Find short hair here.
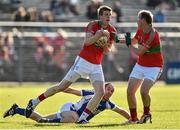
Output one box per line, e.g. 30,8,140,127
105,83,111,87
97,5,112,17
138,10,153,25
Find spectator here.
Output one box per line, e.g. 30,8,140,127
146,0,162,9
69,0,79,16
13,6,30,21
39,10,54,32
0,32,15,78
39,10,54,22
33,34,54,73
51,29,67,79
27,7,38,22
86,0,102,20
154,7,166,22
4,32,16,62
51,28,67,53
50,0,61,15
113,1,123,22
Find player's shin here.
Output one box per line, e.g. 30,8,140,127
78,87,104,122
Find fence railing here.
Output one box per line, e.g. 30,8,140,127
0,22,180,83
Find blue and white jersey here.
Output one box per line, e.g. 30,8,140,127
73,90,116,121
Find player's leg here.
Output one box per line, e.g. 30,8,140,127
59,111,79,123
139,79,153,124
139,67,162,124
78,72,105,123
38,111,78,123
25,67,81,118
40,102,78,123
126,64,144,123
3,104,42,122
127,77,142,121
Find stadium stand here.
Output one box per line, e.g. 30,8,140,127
0,0,180,82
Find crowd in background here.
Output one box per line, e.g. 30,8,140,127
0,0,179,81
0,31,16,79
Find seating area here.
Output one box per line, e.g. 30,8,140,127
0,0,180,82
0,0,180,22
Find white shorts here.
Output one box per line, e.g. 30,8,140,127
63,56,104,83
56,102,76,118
129,63,162,82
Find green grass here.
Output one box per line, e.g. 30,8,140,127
0,82,180,129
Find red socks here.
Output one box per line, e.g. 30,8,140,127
84,108,92,115
144,106,150,115
38,94,46,101
129,108,138,121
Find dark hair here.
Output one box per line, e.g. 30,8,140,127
138,10,153,25
97,5,112,17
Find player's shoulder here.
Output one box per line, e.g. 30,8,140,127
105,100,116,109
108,23,116,31
87,20,99,27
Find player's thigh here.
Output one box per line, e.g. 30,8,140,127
92,80,105,93
127,77,142,93
141,67,161,93
90,73,105,93
89,64,104,84
143,67,162,82
61,111,79,123
63,65,81,82
129,63,144,80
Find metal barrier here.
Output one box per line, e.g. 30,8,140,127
0,22,180,83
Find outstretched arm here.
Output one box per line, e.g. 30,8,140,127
112,106,130,120
129,29,155,56
63,88,81,96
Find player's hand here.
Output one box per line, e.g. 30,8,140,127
99,40,108,48
101,30,110,39
96,30,110,39
125,32,131,47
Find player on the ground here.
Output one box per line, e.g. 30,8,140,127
25,5,117,123
3,83,130,123
120,10,164,124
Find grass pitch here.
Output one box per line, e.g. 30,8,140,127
0,82,180,129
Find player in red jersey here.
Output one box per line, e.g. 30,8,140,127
25,5,117,123
120,10,163,124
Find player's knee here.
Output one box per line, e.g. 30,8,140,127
96,86,105,97
55,81,72,92
50,86,59,94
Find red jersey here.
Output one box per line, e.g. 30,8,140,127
79,20,117,64
134,29,163,67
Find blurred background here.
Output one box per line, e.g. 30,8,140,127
0,0,180,84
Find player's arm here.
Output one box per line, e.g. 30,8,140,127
112,106,130,120
102,31,117,54
112,32,137,45
83,23,109,46
63,88,81,96
84,30,109,46
129,29,155,56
